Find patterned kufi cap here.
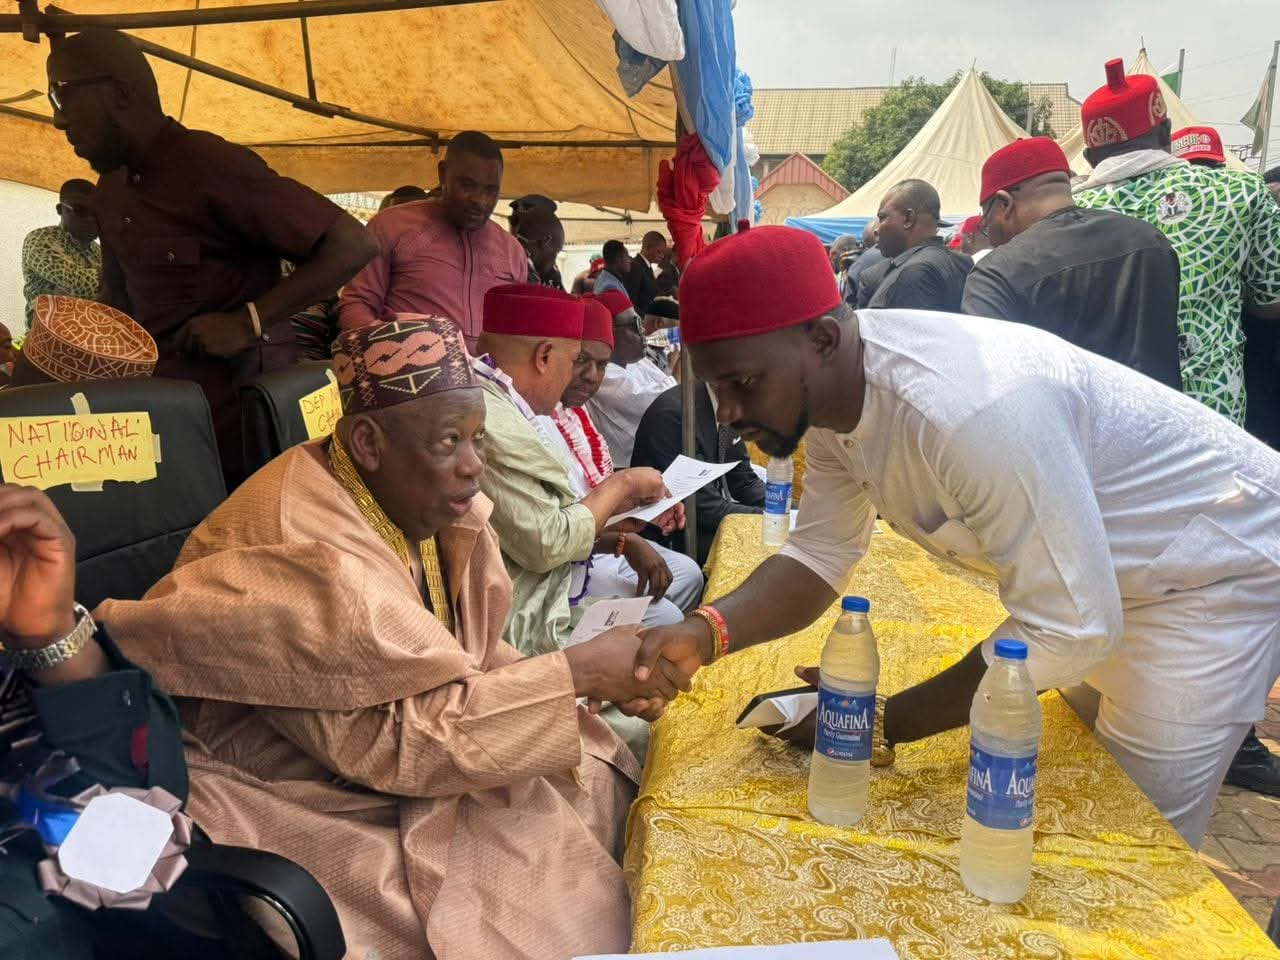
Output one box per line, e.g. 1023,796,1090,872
331,316,475,415
24,295,157,382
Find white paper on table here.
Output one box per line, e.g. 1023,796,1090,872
57,792,175,894
736,691,819,732
576,939,898,960
608,455,738,526
567,596,652,646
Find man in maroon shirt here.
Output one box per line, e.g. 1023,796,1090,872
46,29,375,483
338,131,528,351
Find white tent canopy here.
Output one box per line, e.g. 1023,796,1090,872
1056,50,1248,173
803,69,1028,220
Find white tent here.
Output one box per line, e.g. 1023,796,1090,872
1056,50,1248,173
800,69,1028,221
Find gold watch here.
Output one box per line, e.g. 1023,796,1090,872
871,693,896,767
1,604,96,673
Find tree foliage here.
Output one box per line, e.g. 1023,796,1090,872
822,72,1055,193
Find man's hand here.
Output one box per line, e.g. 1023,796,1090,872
763,665,820,747
616,697,668,722
565,623,684,705
619,468,667,513
0,486,76,646
623,535,673,602
649,501,685,537
634,617,712,696
176,308,258,358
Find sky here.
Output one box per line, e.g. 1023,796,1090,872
734,0,1280,166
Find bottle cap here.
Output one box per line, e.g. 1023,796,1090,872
994,639,1028,660
841,596,870,613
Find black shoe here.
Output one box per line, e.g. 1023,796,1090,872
1225,727,1280,797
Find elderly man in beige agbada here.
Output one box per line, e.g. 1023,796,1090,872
101,317,676,959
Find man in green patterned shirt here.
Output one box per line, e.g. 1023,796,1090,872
20,179,101,331
1073,60,1280,427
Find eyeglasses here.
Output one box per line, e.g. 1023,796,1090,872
48,75,115,112
57,201,93,218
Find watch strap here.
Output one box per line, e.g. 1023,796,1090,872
1,604,96,673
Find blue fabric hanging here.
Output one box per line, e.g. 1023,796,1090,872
730,69,755,228
672,0,736,173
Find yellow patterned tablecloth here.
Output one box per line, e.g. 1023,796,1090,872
625,515,1279,959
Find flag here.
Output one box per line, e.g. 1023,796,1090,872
1160,66,1182,96
1241,48,1278,156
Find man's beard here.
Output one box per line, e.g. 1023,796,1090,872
85,118,128,175
739,394,810,459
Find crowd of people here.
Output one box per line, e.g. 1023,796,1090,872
4,25,1280,960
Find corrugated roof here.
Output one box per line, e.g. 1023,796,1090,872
755,153,849,203
749,83,1081,158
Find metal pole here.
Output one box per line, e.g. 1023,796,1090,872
679,347,699,564
1024,82,1033,134
5,0,494,35
1175,48,1185,96
1260,41,1279,175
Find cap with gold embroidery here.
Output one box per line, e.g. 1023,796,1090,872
332,316,475,415
24,295,157,382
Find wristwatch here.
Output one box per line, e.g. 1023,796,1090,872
0,604,96,673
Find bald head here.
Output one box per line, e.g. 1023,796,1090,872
828,234,860,273
476,332,579,415
876,179,944,258
49,29,159,104
514,206,565,276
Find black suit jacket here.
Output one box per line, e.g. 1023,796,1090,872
632,384,766,565
625,257,660,314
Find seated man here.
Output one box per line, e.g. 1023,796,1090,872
584,289,676,466
102,318,670,959
0,486,187,956
632,379,766,566
8,294,157,387
543,297,703,618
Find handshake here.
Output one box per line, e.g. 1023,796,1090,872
561,616,716,721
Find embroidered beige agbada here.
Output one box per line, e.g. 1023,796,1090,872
99,441,640,960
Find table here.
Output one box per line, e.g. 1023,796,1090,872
625,515,1279,959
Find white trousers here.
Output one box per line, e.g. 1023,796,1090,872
585,544,704,625
1060,683,1252,850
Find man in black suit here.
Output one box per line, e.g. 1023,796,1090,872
868,179,972,311
626,231,669,314
632,381,766,565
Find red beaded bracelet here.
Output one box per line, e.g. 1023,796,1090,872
691,604,730,661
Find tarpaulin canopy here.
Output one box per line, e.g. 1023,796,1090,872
1056,49,1248,173
787,69,1027,242
0,0,677,207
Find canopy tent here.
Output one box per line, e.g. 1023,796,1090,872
1056,49,1248,173
0,0,677,207
787,69,1027,244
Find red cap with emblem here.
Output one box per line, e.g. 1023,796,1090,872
1081,58,1168,148
980,137,1072,204
679,225,842,346
482,284,584,339
579,296,615,348
1171,125,1225,165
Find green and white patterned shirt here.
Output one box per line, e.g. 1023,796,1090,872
20,225,101,332
1076,163,1280,424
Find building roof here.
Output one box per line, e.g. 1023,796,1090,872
749,83,1081,158
755,153,849,203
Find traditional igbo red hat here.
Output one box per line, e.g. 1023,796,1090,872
580,296,615,348
483,284,584,339
592,288,635,319
332,316,475,415
24,295,157,382
980,137,1071,204
679,225,841,346
1081,59,1167,148
1171,126,1225,165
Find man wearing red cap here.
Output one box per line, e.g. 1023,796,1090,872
472,285,683,758
631,224,1280,848
1171,126,1227,167
962,137,1182,390
1073,59,1280,425
104,315,663,959
584,288,677,466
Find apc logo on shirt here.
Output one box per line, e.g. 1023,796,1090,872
1157,190,1193,225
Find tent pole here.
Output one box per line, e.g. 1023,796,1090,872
4,0,494,35
670,96,700,565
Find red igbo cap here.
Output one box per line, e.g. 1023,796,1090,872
679,225,841,346
959,215,983,235
592,288,635,318
580,296,615,348
483,283,584,340
980,137,1071,204
1081,58,1167,148
1171,125,1225,164
333,316,475,415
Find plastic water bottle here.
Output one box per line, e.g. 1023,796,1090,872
762,456,793,547
808,596,879,826
959,639,1042,903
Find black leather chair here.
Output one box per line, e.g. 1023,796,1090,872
0,379,227,610
0,378,346,960
241,362,334,475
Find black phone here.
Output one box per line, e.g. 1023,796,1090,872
735,684,818,728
